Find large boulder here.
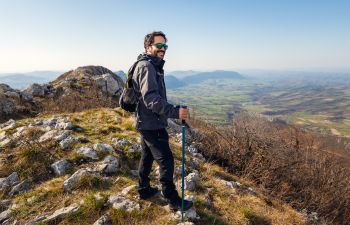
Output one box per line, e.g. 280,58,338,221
24,83,53,97
93,73,123,96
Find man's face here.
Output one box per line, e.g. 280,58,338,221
146,36,167,59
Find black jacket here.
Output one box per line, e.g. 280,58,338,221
132,53,180,130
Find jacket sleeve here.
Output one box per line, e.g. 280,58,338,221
137,64,180,119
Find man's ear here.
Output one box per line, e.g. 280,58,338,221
146,45,152,53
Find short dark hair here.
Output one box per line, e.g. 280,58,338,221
144,31,167,51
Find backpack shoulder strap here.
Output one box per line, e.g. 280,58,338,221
125,58,157,88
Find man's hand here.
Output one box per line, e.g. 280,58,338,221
179,107,189,122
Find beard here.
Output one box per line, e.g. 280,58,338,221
152,49,165,59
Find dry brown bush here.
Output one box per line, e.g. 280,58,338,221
191,113,350,224
41,83,118,113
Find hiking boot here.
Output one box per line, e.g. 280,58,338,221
138,186,159,200
167,196,193,211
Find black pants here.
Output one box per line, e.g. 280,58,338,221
138,128,178,200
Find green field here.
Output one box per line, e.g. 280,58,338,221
167,77,350,137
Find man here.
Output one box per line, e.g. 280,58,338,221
131,31,193,211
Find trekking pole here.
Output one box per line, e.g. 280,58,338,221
181,105,187,223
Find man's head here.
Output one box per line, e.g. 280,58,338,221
144,31,168,59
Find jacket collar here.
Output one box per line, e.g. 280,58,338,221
137,53,165,70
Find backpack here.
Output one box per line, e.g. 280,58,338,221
119,58,157,112
119,60,142,112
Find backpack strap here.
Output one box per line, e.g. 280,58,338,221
125,58,158,89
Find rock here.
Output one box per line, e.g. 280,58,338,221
0,131,7,141
34,119,43,126
51,160,71,176
39,130,72,142
38,130,57,142
188,158,200,170
186,145,198,154
8,179,30,196
0,209,11,224
219,179,241,189
54,130,72,141
172,208,200,221
108,195,140,212
0,138,11,148
43,117,58,127
4,91,20,98
0,84,14,93
93,143,114,153
0,119,16,130
63,168,96,192
0,172,19,190
184,172,200,191
20,91,33,101
59,136,78,149
42,203,80,223
55,122,73,130
25,216,46,225
97,155,119,175
93,73,123,96
176,222,196,225
192,153,205,161
127,144,142,153
121,185,136,196
25,83,46,97
12,126,29,139
0,98,15,116
93,214,112,225
76,146,98,160
0,199,12,211
112,138,132,147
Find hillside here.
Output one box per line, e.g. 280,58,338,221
0,108,307,225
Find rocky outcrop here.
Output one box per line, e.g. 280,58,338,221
53,66,123,97
0,84,39,122
1,66,124,122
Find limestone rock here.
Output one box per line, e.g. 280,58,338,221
63,168,96,192
93,73,123,96
93,143,114,153
42,203,80,223
0,209,11,224
76,146,98,160
51,160,71,176
108,195,140,212
172,208,200,221
112,138,132,147
93,214,112,225
97,155,119,175
59,136,78,149
0,172,19,190
8,179,30,197
184,172,200,191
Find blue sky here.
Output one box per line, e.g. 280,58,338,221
0,0,349,73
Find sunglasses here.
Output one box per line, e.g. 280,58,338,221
153,43,168,50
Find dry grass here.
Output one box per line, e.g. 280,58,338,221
191,113,350,224
2,109,310,225
40,82,117,114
